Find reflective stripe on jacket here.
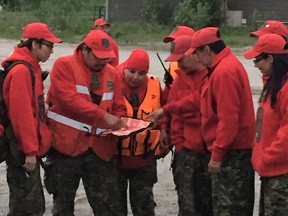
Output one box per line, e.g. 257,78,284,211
47,55,120,160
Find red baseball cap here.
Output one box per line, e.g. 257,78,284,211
22,22,63,43
94,18,110,27
185,27,221,56
125,48,150,73
83,30,115,59
243,34,288,59
165,36,192,62
250,20,288,37
163,26,195,43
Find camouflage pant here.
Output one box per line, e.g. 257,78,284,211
211,149,254,216
172,148,213,216
118,159,157,216
44,149,124,216
259,174,288,216
6,155,45,216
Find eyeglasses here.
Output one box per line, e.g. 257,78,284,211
253,55,267,64
42,41,54,50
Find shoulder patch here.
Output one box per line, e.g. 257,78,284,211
107,81,114,90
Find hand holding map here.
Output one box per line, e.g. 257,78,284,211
100,117,153,136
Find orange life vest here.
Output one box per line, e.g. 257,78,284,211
121,76,162,156
169,61,179,80
47,55,119,161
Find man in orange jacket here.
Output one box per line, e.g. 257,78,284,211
187,27,255,216
94,17,119,67
165,35,213,216
45,30,127,215
160,26,196,151
1,22,62,216
161,25,195,103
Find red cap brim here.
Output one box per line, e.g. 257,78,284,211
163,36,174,43
45,36,63,43
185,47,196,56
165,53,183,62
92,49,115,59
249,31,260,37
243,48,261,59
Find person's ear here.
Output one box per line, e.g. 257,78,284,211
203,45,210,54
31,40,38,49
267,55,274,63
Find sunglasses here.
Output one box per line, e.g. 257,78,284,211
42,40,54,49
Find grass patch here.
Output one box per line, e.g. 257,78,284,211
110,21,172,51
220,26,257,48
0,11,256,50
0,11,39,40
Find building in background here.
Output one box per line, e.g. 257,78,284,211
106,0,288,27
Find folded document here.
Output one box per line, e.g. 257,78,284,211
101,117,152,136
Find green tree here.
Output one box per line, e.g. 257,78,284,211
173,0,222,27
0,0,41,11
142,0,223,27
173,2,211,29
142,0,180,25
34,0,103,32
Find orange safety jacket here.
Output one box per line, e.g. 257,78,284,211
121,77,161,156
169,61,179,80
47,55,119,160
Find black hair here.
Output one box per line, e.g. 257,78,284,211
17,38,46,50
263,52,288,108
208,40,226,54
17,38,34,50
196,40,226,54
84,44,92,53
78,43,92,53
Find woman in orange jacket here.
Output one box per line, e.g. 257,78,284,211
244,33,288,215
116,48,168,216
250,20,288,86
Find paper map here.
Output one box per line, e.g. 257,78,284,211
100,117,152,136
